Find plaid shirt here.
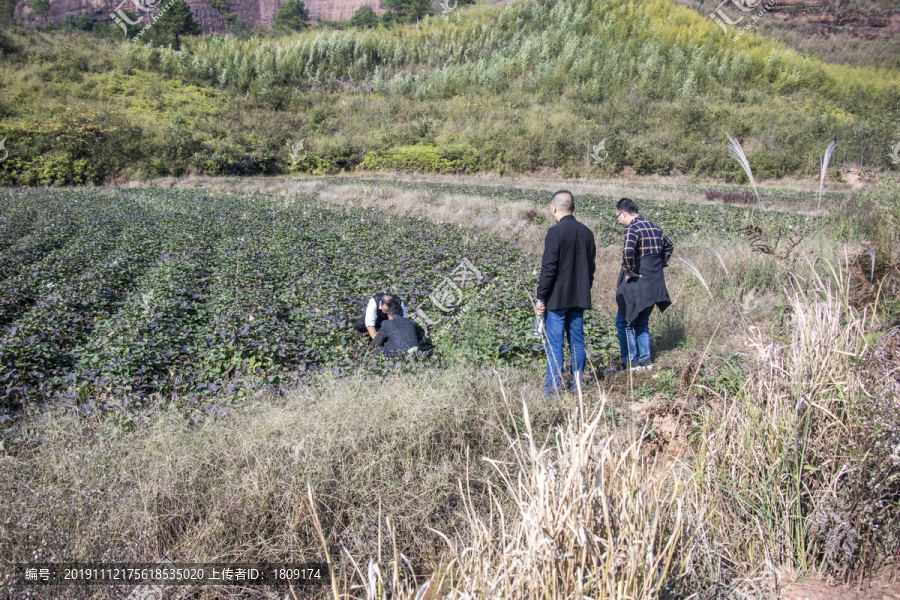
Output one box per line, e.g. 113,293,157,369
622,216,673,273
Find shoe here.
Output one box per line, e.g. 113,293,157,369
605,361,653,374
543,384,571,397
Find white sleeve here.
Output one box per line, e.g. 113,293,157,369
401,302,407,318
364,298,378,327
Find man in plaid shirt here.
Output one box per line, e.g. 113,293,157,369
611,198,673,372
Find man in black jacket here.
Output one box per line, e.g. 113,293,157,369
535,190,596,395
371,301,422,357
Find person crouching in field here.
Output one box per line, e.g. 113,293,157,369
611,198,673,373
370,299,423,357
354,292,407,339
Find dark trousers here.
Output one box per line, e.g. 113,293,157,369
354,315,387,333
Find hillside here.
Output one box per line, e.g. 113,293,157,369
1,0,899,185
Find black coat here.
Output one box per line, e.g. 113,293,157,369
615,252,671,323
371,316,421,356
536,215,596,311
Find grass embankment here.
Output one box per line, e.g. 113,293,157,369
1,0,899,185
1,179,898,598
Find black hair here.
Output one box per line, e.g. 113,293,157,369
616,197,639,215
387,303,403,317
551,190,575,213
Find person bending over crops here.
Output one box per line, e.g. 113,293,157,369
370,300,422,357
354,292,407,339
610,197,673,373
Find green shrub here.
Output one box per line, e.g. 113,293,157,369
248,75,289,109
359,144,478,175
288,154,339,176
0,109,144,186
628,140,673,175
0,154,101,185
206,0,237,27
348,6,379,29
0,29,18,54
178,130,277,176
228,18,251,39
382,0,433,24
138,0,200,49
435,310,501,367
0,0,14,27
748,150,788,180
61,14,95,31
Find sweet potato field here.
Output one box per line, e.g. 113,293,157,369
0,187,597,413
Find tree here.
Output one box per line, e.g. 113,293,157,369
0,28,18,54
348,6,379,28
382,0,432,24
140,0,200,49
105,8,143,40
274,0,309,32
0,0,17,27
229,18,251,39
31,0,49,25
61,14,95,31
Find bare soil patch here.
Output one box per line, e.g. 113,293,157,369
781,576,900,600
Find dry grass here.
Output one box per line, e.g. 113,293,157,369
684,265,899,596
122,174,852,264
432,385,696,599
328,171,871,198
129,168,874,199
602,233,861,354
0,367,577,599
125,171,863,211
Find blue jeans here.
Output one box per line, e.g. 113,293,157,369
615,305,653,365
543,309,585,394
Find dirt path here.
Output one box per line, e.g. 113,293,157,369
781,576,900,600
